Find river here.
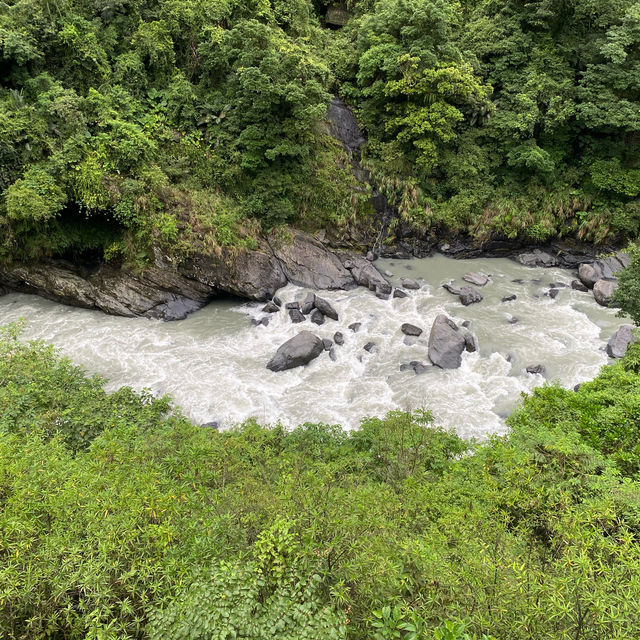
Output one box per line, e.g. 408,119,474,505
0,255,628,439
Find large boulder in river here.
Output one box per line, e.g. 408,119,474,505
578,263,601,289
606,325,635,358
267,331,324,372
593,279,619,307
428,314,466,369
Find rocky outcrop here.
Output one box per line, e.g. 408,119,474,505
0,229,391,321
517,249,559,268
606,326,635,358
269,230,355,290
0,262,214,321
266,331,324,372
428,314,466,369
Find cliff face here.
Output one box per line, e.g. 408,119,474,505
0,229,390,320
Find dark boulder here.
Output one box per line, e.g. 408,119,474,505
459,286,483,306
262,301,281,313
322,338,333,351
301,292,316,314
502,295,517,303
571,280,589,292
329,348,337,362
401,323,423,337
393,289,408,299
310,309,325,325
547,288,559,299
286,301,300,310
289,309,306,323
334,332,345,346
273,296,283,307
267,331,324,372
363,341,377,353
201,421,221,429
464,333,478,353
526,364,546,376
314,296,339,321
428,314,466,369
606,325,635,358
349,322,362,333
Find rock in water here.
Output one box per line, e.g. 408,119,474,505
301,292,316,315
428,315,465,369
401,278,420,290
289,309,306,323
363,342,377,353
267,331,324,372
578,263,600,289
314,296,339,321
393,289,408,299
286,301,300,310
310,309,325,325
349,322,362,333
606,325,635,358
463,272,489,287
502,295,517,302
401,323,423,337
526,364,546,376
593,279,619,307
443,283,462,295
464,333,478,353
334,332,345,346
459,286,483,306
322,338,333,351
262,301,280,313
571,280,589,292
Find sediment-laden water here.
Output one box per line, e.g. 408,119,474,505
0,255,628,439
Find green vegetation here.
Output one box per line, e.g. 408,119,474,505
2,0,640,264
1,319,640,639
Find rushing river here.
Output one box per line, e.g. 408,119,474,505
0,255,629,439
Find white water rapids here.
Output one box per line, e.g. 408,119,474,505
0,255,628,439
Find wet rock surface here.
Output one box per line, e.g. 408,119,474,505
267,331,325,372
428,314,465,369
0,229,391,321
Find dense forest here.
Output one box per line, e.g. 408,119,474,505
1,0,640,264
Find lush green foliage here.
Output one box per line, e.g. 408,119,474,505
0,0,362,261
2,0,640,263
616,245,640,325
2,326,640,639
332,0,640,242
